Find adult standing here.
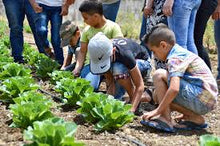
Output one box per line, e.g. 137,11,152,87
3,0,45,63
164,0,201,54
100,0,121,22
194,0,218,70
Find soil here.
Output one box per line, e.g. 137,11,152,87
0,33,219,146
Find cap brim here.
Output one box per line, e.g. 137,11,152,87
61,38,71,48
90,57,111,74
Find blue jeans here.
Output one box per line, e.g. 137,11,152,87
102,0,121,22
80,64,101,91
3,0,45,62
194,0,218,70
112,59,152,99
173,79,211,115
168,0,201,54
215,19,220,79
35,4,64,65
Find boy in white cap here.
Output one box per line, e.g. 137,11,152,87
88,32,153,113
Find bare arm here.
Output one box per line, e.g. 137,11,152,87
61,54,73,70
143,76,180,120
28,0,42,13
61,0,75,16
212,0,220,20
163,0,174,16
72,42,88,77
129,65,145,112
143,0,154,17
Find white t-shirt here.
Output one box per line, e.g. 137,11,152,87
99,0,120,4
36,0,63,7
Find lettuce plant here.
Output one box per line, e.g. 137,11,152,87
49,70,74,85
0,76,39,103
55,78,93,106
14,91,52,106
35,55,60,79
199,135,220,146
9,98,54,129
0,63,32,80
77,92,134,131
24,118,84,146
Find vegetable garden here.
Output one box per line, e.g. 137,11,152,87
0,20,220,146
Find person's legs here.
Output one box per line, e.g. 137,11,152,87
194,0,218,69
102,0,120,22
3,0,25,62
168,0,200,54
215,20,220,80
186,0,201,54
80,65,101,91
34,4,50,50
50,6,64,65
24,0,45,53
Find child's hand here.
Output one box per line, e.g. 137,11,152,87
162,0,174,16
212,4,220,20
60,5,69,16
32,3,43,13
142,108,159,120
72,68,80,77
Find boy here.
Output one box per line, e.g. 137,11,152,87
88,32,153,113
73,0,123,91
141,24,218,133
28,0,74,65
59,20,80,71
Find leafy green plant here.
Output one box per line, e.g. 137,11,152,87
24,117,84,146
15,91,51,106
0,77,39,103
9,99,54,129
24,24,32,34
55,78,93,106
0,63,32,80
49,70,74,85
77,92,135,131
35,55,60,79
199,135,220,146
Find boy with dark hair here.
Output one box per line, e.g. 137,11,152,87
141,24,218,133
88,32,153,113
60,20,80,71
73,0,123,91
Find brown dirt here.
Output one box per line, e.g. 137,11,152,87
0,34,219,146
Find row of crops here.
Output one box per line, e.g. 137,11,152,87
0,22,135,145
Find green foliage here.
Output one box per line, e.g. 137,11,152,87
14,91,51,106
55,78,93,106
0,63,32,80
35,55,60,79
204,20,216,54
23,43,39,65
24,24,32,34
0,77,39,103
199,135,220,146
24,118,84,146
9,98,54,129
49,70,74,85
77,92,134,131
117,11,141,40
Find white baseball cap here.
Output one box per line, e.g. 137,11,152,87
88,32,113,74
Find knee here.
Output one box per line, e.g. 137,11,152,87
153,69,168,82
36,26,47,37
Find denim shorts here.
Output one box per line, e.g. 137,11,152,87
172,79,211,115
112,59,152,77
